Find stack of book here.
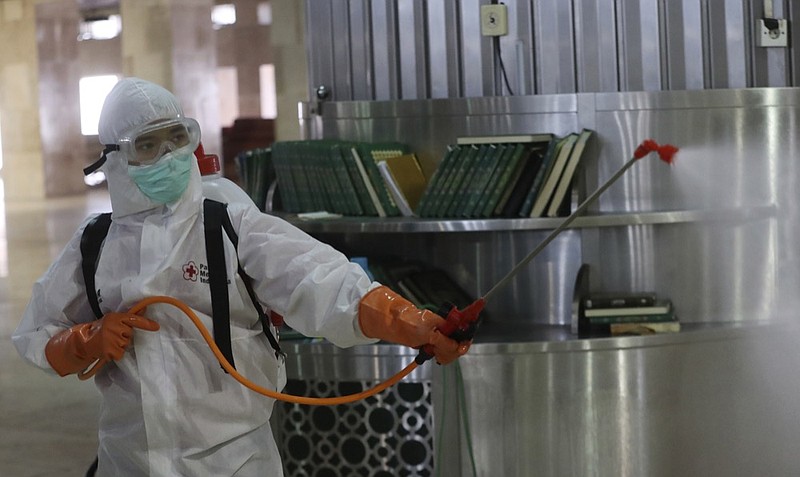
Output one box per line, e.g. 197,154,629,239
236,147,277,212
270,140,426,217
415,129,595,219
578,292,680,337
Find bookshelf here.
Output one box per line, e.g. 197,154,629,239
285,206,776,234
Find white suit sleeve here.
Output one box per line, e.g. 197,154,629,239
11,216,101,372
233,206,380,348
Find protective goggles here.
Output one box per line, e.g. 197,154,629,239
84,117,201,175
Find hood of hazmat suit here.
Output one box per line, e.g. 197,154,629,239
12,77,379,476
98,77,203,220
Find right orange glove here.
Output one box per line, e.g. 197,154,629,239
358,286,470,364
44,312,160,377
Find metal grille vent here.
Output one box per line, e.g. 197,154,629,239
276,379,434,477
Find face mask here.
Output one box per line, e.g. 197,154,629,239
128,149,193,204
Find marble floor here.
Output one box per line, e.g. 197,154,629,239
0,187,111,476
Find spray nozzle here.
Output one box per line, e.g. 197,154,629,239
634,139,679,164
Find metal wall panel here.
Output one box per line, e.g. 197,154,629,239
574,0,619,92
370,0,399,100
396,0,427,99
347,0,372,100
426,1,461,98
300,88,800,325
304,0,798,100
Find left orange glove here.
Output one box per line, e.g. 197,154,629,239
358,286,470,364
45,312,160,377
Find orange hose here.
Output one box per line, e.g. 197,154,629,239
77,296,419,405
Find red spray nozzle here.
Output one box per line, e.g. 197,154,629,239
634,139,679,164
416,298,485,365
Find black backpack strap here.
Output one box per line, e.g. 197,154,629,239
80,213,112,319
203,199,237,370
218,205,284,359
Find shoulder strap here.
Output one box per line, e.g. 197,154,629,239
203,199,237,370
80,213,112,319
217,204,283,359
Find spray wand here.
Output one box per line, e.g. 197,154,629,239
415,139,678,364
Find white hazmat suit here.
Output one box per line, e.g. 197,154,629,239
12,78,380,476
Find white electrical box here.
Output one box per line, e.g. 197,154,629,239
756,18,789,47
481,4,508,37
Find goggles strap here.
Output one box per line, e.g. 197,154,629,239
83,145,120,176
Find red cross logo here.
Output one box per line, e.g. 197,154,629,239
183,261,198,281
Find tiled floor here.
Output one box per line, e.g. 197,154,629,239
0,187,111,476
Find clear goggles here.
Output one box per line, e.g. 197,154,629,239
84,117,201,175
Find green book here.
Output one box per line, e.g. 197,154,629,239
434,145,480,218
416,146,458,217
499,145,551,217
270,142,300,213
587,310,676,325
528,133,578,218
355,142,412,217
351,146,387,217
473,144,516,217
427,146,466,217
517,137,562,217
459,144,505,218
336,142,379,216
490,143,535,217
546,128,595,217
327,143,364,216
449,144,493,218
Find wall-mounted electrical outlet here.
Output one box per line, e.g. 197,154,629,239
756,18,789,47
481,4,508,37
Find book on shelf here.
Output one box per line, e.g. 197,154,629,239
528,133,578,218
326,143,364,216
610,321,681,335
351,147,387,217
381,153,428,211
490,143,537,216
476,143,521,217
456,133,555,145
416,145,456,217
336,143,379,216
583,292,658,309
517,137,562,217
353,142,413,217
449,144,493,218
584,299,672,318
377,161,415,217
461,143,506,218
435,145,481,217
397,268,476,310
586,310,676,325
546,128,595,217
499,145,550,217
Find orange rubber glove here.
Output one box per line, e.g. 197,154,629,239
44,312,160,377
358,286,470,365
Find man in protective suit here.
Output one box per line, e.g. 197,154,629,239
12,77,469,476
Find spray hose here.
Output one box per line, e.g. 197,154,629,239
77,295,419,405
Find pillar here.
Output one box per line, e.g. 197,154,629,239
119,0,221,156
0,0,45,200
270,0,308,141
36,0,87,196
